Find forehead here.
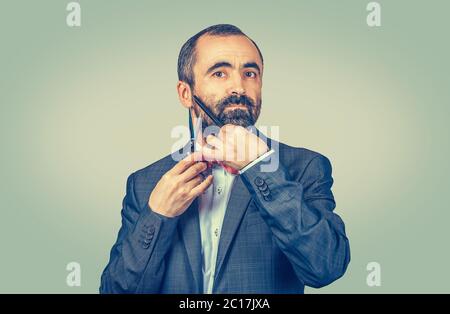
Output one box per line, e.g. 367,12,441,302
194,35,263,70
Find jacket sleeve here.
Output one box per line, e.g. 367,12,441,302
240,154,351,288
99,172,179,293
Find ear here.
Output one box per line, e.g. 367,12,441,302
177,81,193,109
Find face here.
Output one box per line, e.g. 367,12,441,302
191,35,263,129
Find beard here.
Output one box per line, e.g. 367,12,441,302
194,94,261,130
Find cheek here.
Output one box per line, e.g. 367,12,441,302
199,76,224,92
244,81,261,97
252,97,262,117
204,93,222,105
249,91,262,108
244,77,262,88
198,82,224,100
195,82,219,101
202,94,224,114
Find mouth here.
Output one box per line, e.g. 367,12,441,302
225,104,248,110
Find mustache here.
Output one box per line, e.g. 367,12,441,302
216,94,255,113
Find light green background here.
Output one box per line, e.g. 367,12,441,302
1,0,449,293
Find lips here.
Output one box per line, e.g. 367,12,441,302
225,104,248,110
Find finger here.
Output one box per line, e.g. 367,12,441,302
184,174,204,191
202,146,224,162
218,124,234,140
190,175,214,197
180,161,208,182
171,151,204,175
205,134,223,150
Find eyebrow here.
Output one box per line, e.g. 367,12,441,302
206,61,233,75
243,62,261,74
205,61,261,75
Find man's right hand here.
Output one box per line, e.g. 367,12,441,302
148,152,213,218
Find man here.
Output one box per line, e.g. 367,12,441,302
100,24,350,294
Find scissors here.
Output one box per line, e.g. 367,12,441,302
189,95,223,153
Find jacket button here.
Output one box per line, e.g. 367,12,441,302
263,195,273,201
254,177,264,187
261,189,271,197
144,225,155,235
258,183,269,192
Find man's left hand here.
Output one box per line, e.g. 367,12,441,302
201,124,269,171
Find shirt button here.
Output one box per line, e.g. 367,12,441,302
214,228,219,237
216,186,223,195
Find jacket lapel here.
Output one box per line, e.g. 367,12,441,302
178,199,203,293
214,176,252,282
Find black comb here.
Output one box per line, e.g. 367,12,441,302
193,95,224,127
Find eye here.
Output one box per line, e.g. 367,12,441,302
213,71,226,78
244,71,257,78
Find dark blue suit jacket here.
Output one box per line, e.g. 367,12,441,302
100,140,350,293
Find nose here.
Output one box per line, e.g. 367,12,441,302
227,73,246,96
